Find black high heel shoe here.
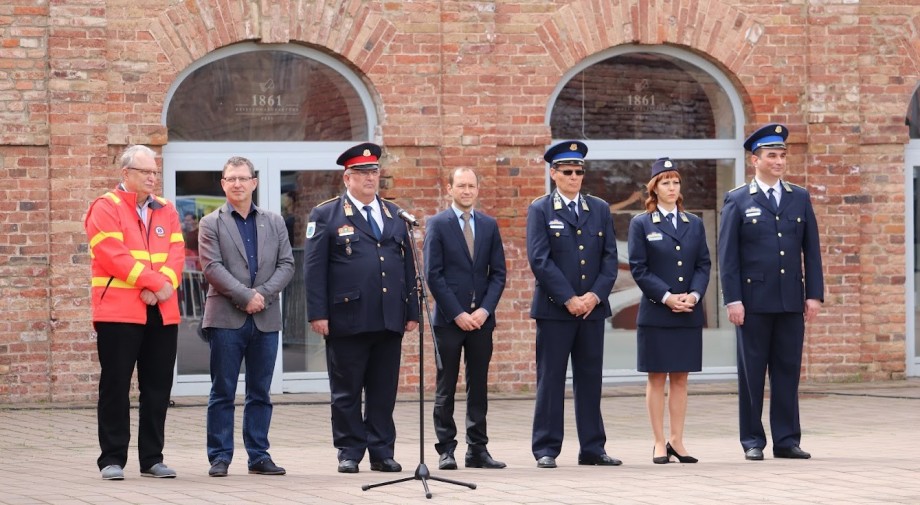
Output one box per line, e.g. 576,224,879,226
666,442,698,463
652,446,670,464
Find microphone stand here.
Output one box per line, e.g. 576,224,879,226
362,218,477,499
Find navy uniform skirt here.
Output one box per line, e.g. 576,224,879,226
637,325,702,373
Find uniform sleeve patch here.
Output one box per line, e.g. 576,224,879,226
306,221,316,239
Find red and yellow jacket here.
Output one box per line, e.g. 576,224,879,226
84,185,185,324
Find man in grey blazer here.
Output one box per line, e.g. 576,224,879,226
198,156,295,477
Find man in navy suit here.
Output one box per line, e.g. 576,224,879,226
303,142,420,474
527,141,620,469
718,124,824,461
424,168,507,471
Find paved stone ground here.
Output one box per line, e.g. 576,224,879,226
2,379,919,504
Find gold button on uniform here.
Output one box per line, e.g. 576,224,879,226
752,218,757,224
599,232,603,236
780,251,785,256
775,216,780,221
555,232,560,237
746,278,751,283
678,276,684,282
380,256,384,261
675,246,681,251
581,274,586,280
677,261,683,266
580,259,585,265
577,230,582,235
777,232,782,237
780,269,785,274
383,287,388,293
344,297,350,302
382,271,386,277
579,245,584,250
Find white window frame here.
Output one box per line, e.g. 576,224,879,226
545,44,747,383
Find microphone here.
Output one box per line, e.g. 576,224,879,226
396,208,420,226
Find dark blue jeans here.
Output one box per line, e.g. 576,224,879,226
206,316,278,467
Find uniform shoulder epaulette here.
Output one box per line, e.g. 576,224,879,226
635,210,649,216
380,197,397,206
316,196,338,207
531,194,550,204
682,210,699,219
786,181,805,189
728,184,747,193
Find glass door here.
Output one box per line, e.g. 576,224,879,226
907,140,920,376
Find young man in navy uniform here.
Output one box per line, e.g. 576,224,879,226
718,124,824,461
526,141,620,469
424,168,507,471
303,142,420,474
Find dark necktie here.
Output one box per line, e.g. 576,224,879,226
363,205,381,240
568,200,578,217
767,188,778,211
666,212,676,229
461,212,474,258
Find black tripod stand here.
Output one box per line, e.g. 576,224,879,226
362,218,476,499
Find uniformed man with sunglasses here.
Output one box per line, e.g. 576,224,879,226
526,141,620,469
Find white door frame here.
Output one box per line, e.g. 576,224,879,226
905,140,920,377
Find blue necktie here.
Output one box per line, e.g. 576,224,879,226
568,201,578,217
364,205,381,240
666,212,676,229
767,188,778,211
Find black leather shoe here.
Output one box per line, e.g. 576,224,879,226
666,442,698,464
208,460,229,477
652,446,669,464
536,456,557,468
370,458,402,472
439,452,457,470
337,459,359,473
465,451,506,469
249,458,286,475
744,447,764,461
774,446,811,459
578,454,622,466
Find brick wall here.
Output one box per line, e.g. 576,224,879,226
1,0,917,403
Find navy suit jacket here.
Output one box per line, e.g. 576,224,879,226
423,208,506,330
627,210,711,328
718,180,824,313
526,191,618,321
303,193,420,337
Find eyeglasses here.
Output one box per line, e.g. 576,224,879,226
222,176,254,183
127,167,161,178
346,169,380,177
556,169,585,176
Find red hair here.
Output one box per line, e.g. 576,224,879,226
644,171,684,213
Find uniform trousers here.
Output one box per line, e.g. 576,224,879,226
325,330,402,462
432,324,493,455
736,311,805,451
95,305,178,470
532,318,607,460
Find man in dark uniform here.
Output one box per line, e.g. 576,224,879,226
424,167,507,471
303,142,420,474
527,141,620,469
718,124,824,461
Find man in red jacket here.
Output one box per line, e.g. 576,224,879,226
84,145,185,480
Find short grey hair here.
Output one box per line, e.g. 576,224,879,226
223,156,256,178
119,145,157,169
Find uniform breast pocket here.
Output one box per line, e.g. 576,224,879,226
335,234,359,250
788,215,805,236
549,228,571,252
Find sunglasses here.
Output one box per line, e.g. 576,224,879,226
556,169,585,176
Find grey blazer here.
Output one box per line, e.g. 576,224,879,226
198,202,295,332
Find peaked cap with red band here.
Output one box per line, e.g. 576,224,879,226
336,142,382,170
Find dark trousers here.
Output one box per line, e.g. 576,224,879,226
325,330,402,462
95,306,178,470
432,324,493,456
532,318,607,460
736,312,805,451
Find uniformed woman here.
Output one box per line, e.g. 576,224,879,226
627,158,711,464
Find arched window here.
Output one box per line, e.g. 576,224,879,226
163,43,378,395
546,45,745,379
